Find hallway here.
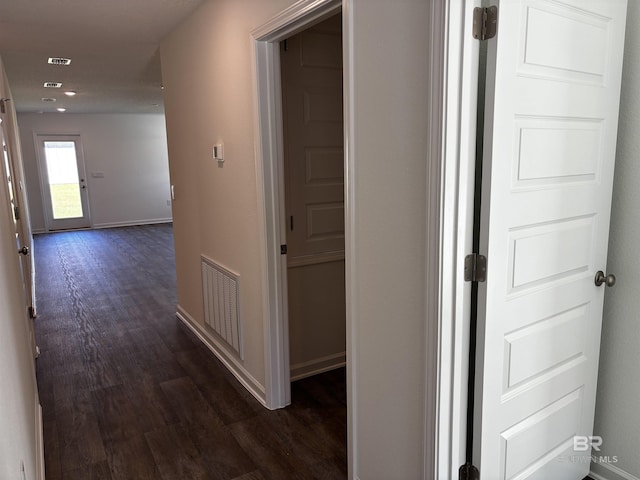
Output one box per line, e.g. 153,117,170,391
33,224,347,479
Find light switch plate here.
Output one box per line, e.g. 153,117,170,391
213,144,224,162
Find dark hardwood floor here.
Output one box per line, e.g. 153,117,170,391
33,224,347,480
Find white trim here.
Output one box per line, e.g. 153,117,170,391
591,463,640,480
35,402,44,480
32,218,172,234
251,0,342,411
92,218,173,229
342,2,356,478
32,132,53,233
251,0,341,41
287,250,344,268
252,24,290,411
290,351,346,381
435,0,482,477
426,0,450,477
176,306,267,407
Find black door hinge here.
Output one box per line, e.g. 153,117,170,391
459,462,480,480
464,253,487,283
473,6,498,41
280,244,287,255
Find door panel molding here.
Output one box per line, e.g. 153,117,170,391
473,1,627,478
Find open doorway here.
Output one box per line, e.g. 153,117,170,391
251,0,342,410
280,14,346,383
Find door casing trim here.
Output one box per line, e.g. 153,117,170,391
252,0,471,478
251,0,341,410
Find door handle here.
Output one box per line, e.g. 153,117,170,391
595,270,616,287
18,246,29,256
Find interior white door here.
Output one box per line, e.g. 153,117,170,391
0,115,37,355
36,134,91,231
281,14,344,259
280,14,346,380
474,1,627,478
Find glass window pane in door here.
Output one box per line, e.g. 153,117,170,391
43,141,83,219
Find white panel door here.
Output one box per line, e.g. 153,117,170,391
280,14,346,379
0,116,37,356
281,13,344,259
474,1,627,478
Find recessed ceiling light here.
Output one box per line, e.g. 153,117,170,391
56,108,67,112
48,57,72,66
64,91,77,97
44,82,62,88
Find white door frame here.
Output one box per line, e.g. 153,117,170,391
0,108,36,317
435,0,484,477
251,0,342,411
253,0,472,477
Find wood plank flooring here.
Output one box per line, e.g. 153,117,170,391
33,224,347,480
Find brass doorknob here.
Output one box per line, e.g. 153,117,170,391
595,270,616,287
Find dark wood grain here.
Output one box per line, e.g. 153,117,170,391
34,224,347,479
145,425,210,480
61,460,113,480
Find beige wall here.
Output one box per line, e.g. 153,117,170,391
593,3,640,479
18,113,172,232
161,0,433,476
0,57,40,480
160,0,298,388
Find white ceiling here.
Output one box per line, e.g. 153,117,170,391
0,0,204,114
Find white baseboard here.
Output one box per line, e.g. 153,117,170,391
32,218,173,234
35,402,44,480
176,306,267,407
92,218,173,229
290,352,346,381
591,462,640,480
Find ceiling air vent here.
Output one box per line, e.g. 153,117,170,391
43,82,62,88
48,57,72,66
41,97,57,103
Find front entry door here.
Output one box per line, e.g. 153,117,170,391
36,134,91,231
474,0,627,478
